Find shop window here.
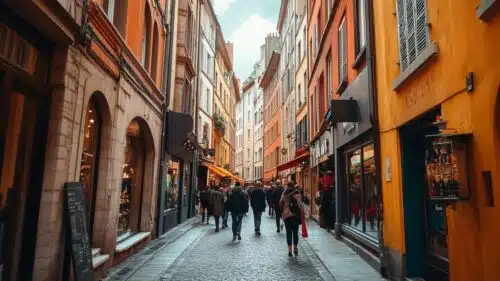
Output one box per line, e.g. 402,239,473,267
165,160,180,212
78,96,101,239
344,143,380,238
119,119,147,236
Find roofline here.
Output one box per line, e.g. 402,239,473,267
242,78,255,93
259,52,281,89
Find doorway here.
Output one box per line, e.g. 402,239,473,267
0,72,49,281
400,108,449,281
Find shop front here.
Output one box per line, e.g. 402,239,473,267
0,11,53,280
331,67,382,268
158,111,195,236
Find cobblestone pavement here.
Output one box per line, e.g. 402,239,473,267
108,212,386,281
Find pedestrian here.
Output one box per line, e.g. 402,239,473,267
271,180,284,233
210,185,224,232
279,181,304,257
221,184,230,228
226,181,249,241
249,181,266,235
265,184,275,217
320,171,335,230
199,185,211,224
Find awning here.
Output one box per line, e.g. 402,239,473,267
200,161,239,182
277,152,310,172
263,168,277,182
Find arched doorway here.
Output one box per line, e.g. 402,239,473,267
78,95,102,242
119,118,154,237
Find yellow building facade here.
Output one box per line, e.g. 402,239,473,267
373,1,500,280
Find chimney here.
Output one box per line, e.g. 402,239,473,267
225,42,234,66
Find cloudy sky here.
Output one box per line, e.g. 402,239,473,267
212,0,280,80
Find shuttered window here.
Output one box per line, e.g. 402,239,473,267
396,0,429,71
338,17,347,85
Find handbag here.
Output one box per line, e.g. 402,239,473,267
301,214,308,238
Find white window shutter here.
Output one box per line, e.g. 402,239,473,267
415,0,429,54
342,22,347,81
405,0,417,64
396,0,408,70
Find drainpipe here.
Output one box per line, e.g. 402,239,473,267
364,0,387,277
156,0,177,237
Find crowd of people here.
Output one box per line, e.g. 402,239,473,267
197,179,310,257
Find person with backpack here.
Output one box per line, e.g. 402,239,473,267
199,185,211,224
279,181,304,257
249,181,266,235
271,180,284,233
226,181,249,241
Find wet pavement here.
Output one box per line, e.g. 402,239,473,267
106,212,386,281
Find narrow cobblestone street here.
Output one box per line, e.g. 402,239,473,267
106,212,385,281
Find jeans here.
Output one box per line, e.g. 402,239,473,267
231,212,244,235
201,207,208,222
284,217,300,246
275,207,282,231
214,216,220,229
253,210,263,231
222,210,229,227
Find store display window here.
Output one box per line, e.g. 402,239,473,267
344,143,380,238
165,160,180,212
79,96,101,231
119,120,146,236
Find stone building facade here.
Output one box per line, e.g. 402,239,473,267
1,0,172,280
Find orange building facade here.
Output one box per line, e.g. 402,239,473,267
262,52,282,182
373,0,500,280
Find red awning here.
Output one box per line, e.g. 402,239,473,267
277,152,310,172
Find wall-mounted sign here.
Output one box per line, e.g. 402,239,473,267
342,122,356,134
425,133,472,202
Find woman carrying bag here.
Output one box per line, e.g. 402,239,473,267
279,181,307,257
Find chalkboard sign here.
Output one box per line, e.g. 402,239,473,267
64,183,93,281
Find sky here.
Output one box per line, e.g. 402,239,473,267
212,0,281,80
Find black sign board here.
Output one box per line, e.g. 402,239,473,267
64,183,93,281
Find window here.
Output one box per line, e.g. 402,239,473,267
395,0,430,71
186,9,194,57
141,5,152,69
326,51,332,101
206,88,211,113
151,23,160,82
344,144,380,238
297,42,302,64
326,0,334,19
314,86,320,132
338,17,347,85
103,0,115,21
355,0,367,54
313,24,318,58
182,80,192,114
297,84,302,106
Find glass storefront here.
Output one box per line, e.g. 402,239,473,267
344,143,380,239
78,96,101,239
119,120,146,236
165,159,180,212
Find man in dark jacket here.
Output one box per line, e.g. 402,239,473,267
227,182,248,241
199,185,211,224
249,181,266,235
271,180,285,233
265,184,275,217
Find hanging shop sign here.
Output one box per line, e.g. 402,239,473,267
425,133,472,203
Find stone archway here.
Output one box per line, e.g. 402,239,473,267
78,92,112,244
118,117,156,236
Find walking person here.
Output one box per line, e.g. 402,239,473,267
221,184,230,228
279,181,304,257
265,184,275,217
271,180,284,233
199,185,211,224
209,185,224,232
226,182,249,241
249,181,266,235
